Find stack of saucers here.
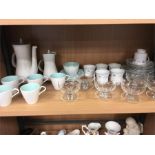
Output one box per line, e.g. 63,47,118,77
124,58,154,81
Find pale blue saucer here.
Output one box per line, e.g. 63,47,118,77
60,69,84,80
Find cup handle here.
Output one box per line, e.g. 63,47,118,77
65,75,70,81
19,78,25,85
39,86,46,95
12,88,19,98
82,125,89,135
43,76,49,84
38,60,44,72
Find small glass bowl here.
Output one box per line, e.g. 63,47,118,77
61,79,81,101
94,80,116,99
80,76,94,91
121,80,146,102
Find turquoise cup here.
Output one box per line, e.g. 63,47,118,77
0,85,19,107
63,62,79,76
27,74,48,85
50,73,68,90
1,75,24,89
20,83,46,104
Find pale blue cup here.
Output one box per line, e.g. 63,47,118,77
63,62,79,76
1,75,24,89
20,83,46,104
27,74,43,80
0,85,19,107
27,74,48,85
50,73,68,90
50,73,66,79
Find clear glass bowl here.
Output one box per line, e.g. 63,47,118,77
61,79,81,101
121,80,146,102
80,76,94,91
125,70,154,82
94,80,116,99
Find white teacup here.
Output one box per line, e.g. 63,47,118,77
0,85,19,107
96,63,108,70
82,122,101,135
134,49,149,65
84,64,96,78
20,83,46,104
109,63,121,69
95,69,110,84
27,74,48,85
105,121,121,135
50,73,68,90
1,75,25,89
110,68,125,85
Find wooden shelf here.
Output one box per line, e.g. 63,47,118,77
0,83,155,117
0,19,155,25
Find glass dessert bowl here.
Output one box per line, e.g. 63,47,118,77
61,79,81,101
121,79,146,103
80,76,94,91
94,80,116,99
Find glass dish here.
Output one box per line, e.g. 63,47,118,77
80,76,94,91
61,79,81,101
94,80,116,99
121,80,146,102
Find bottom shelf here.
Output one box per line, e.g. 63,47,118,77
22,116,143,135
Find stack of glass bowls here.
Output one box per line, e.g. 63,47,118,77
124,58,155,81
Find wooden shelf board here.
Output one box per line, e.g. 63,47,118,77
0,84,155,117
0,19,155,25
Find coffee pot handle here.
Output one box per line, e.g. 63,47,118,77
11,53,16,68
147,57,150,61
38,60,44,72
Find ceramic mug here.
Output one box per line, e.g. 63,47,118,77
27,74,48,85
20,83,46,104
96,63,108,70
50,73,69,90
63,62,79,76
0,85,19,107
95,69,110,84
84,64,96,78
110,68,125,85
1,75,25,89
105,121,121,135
134,49,149,65
109,63,121,69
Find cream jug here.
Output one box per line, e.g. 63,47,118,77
12,40,38,79
38,50,57,77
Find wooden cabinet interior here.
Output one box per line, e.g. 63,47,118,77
4,25,154,69
0,24,155,135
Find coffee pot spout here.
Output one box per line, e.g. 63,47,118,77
31,46,38,74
